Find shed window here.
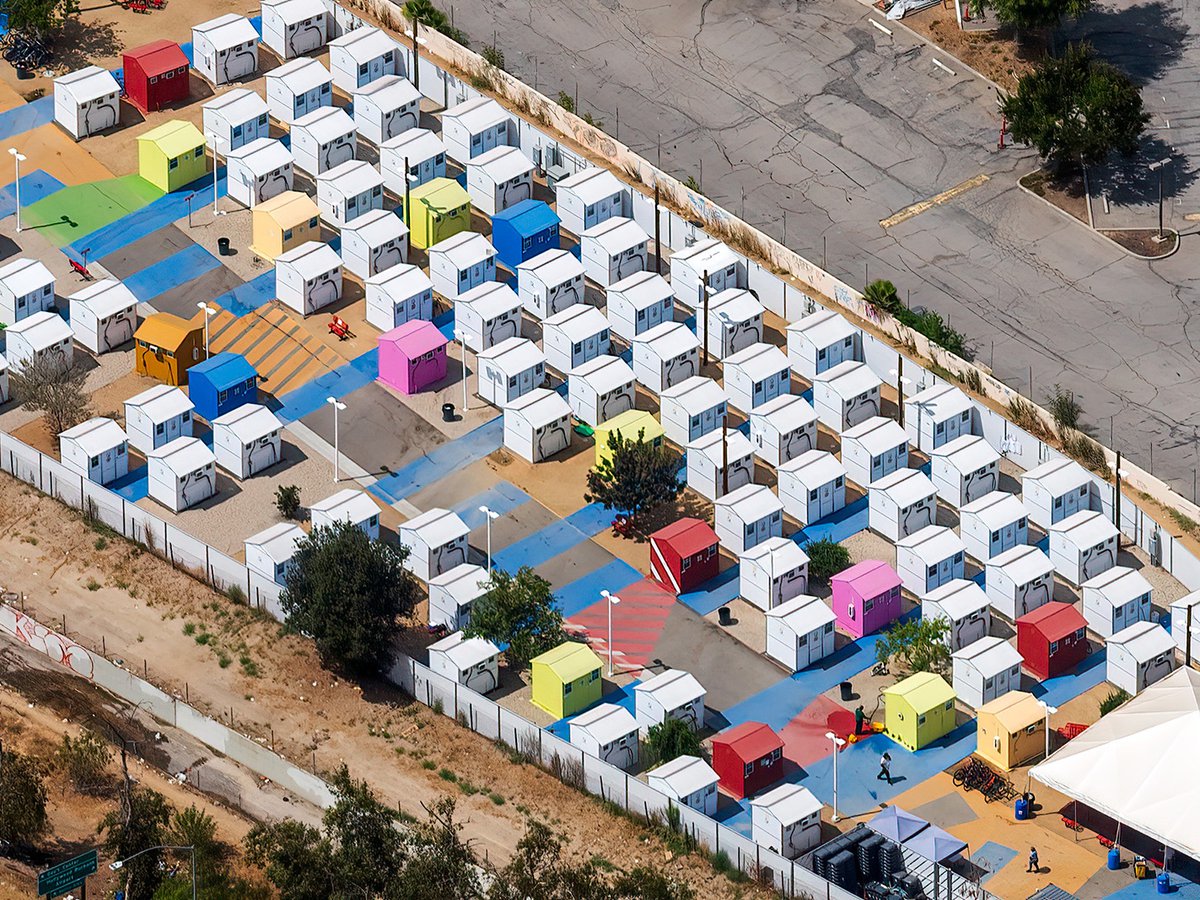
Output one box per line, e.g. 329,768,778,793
681,556,691,572
744,761,754,776
1018,517,1027,528
164,70,174,79
589,669,599,683
1049,640,1059,654
1075,627,1085,640
182,412,191,422
155,423,165,435
917,714,927,725
945,700,953,710
283,228,294,240
563,681,572,696
89,455,100,468
169,157,179,170
1079,485,1088,497
218,389,229,404
770,748,781,762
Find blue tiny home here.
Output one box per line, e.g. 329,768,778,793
491,200,560,270
188,352,259,422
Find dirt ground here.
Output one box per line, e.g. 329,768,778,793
900,3,1040,92
0,472,770,898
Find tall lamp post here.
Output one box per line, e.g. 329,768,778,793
1038,700,1058,761
8,148,25,233
479,505,499,569
825,731,847,822
1149,157,1170,242
111,845,196,900
889,365,911,428
600,589,621,676
196,302,216,358
207,132,226,217
455,328,470,413
404,21,429,93
326,396,347,482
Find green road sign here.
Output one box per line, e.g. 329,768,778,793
38,849,98,897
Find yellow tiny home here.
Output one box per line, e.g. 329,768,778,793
134,312,205,385
137,120,207,193
406,177,471,250
975,691,1045,771
530,641,603,719
593,409,664,468
250,191,322,261
884,672,956,751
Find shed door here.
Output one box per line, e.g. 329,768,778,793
164,416,182,444
814,481,837,520
943,412,965,445
845,391,878,428
100,447,119,483
825,338,849,371
872,446,898,483
995,521,1018,557
1062,485,1086,520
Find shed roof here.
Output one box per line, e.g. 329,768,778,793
276,241,341,279
749,393,817,437
430,230,495,267
471,145,535,183
751,783,821,824
725,342,788,382
924,579,988,619
713,483,784,520
651,517,719,557
60,417,126,454
506,388,570,426
459,281,519,319
960,490,1025,529
712,721,783,760
329,25,396,59
205,87,268,122
428,564,489,605
952,635,1022,672
569,354,633,394
0,257,53,297
842,415,906,454
897,524,964,562
1084,565,1152,606
832,559,902,597
1016,600,1086,640
125,384,194,420
1050,510,1118,547
635,321,699,359
571,703,637,742
634,669,705,709
596,409,665,444
354,74,420,108
8,310,71,346
582,216,647,253
934,434,999,474
245,522,305,563
190,351,257,389
410,177,470,213
429,631,499,669
478,336,543,373
442,96,510,132
708,288,763,324
815,359,880,398
787,307,857,347
766,594,837,634
673,237,737,269
778,449,844,487
193,13,259,46
647,755,718,797
256,190,319,228
212,403,280,441
884,671,955,710
268,0,325,24
227,137,291,174
688,427,753,465
294,105,354,144
399,507,470,547
556,166,624,204
318,159,383,195
661,375,726,412
979,690,1045,733
493,198,559,236
531,641,602,681
906,382,971,421
137,120,205,158
544,303,606,341
609,270,672,308
382,127,445,161
368,263,431,297
55,65,120,103
742,536,809,578
989,545,1054,583
310,488,379,522
870,467,935,503
343,207,407,245
381,319,446,357
147,436,214,474
269,57,330,93
519,247,583,285
124,40,188,77
1025,458,1090,496
1107,620,1173,658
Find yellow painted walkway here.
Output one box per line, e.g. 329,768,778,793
879,174,990,229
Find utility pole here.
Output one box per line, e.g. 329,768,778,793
653,182,662,274
896,355,905,427
700,269,710,366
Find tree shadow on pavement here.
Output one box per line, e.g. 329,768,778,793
1060,0,1189,86
52,18,122,72
1093,135,1198,209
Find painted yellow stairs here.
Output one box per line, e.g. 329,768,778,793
206,302,345,396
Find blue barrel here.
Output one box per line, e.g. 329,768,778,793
1014,798,1029,820
1157,872,1170,894
1108,848,1121,870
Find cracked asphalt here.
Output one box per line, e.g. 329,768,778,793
450,0,1200,498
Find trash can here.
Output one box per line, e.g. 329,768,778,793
1157,872,1171,894
1108,848,1122,870
839,681,853,702
718,606,732,626
217,237,231,256
1014,798,1029,821
441,402,455,422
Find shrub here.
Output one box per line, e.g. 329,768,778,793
806,538,852,580
1047,384,1082,431
481,44,505,70
1100,687,1130,716
556,90,575,113
275,484,302,520
57,729,112,794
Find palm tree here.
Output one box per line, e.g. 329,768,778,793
402,0,446,29
863,279,902,315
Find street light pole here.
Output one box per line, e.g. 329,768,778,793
405,22,428,93
110,845,196,900
1039,701,1058,761
890,366,911,427
825,731,846,822
196,302,216,358
479,505,499,568
601,589,621,676
8,148,25,233
1149,157,1170,241
456,328,470,413
326,396,347,482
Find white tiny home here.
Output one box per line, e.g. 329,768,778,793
466,146,535,216
631,322,699,393
786,308,860,381
606,271,673,342
454,281,521,352
477,337,545,407
353,75,420,145
365,264,432,332
0,353,8,404
985,545,1055,620
59,417,128,485
275,241,343,315
67,278,136,354
960,491,1028,562
812,360,881,432
749,394,818,469
226,138,294,208
290,106,355,177
211,403,282,479
1170,592,1200,657
904,383,974,453
634,668,706,733
840,415,908,488
932,435,1001,508
265,57,332,124
261,0,327,60
923,579,991,651
146,437,216,513
53,66,120,140
0,258,54,326
723,342,790,414
777,451,846,526
1049,510,1119,587
428,232,498,301
751,784,823,860
568,355,635,427
316,159,384,227
670,238,741,309
1081,565,1152,638
379,128,446,192
554,167,627,235
1022,458,1093,530
740,536,809,611
952,636,1023,709
765,594,837,671
4,311,71,373
427,631,501,695
868,467,937,543
328,26,397,93
646,756,719,816
244,522,304,586
310,488,380,539
1106,621,1175,696
398,508,471,581
702,289,763,359
202,89,270,157
714,484,784,555
441,96,514,163
517,249,585,319
570,704,640,770
192,14,259,86
541,304,610,373
124,384,193,454
503,388,572,463
340,208,408,279
428,564,489,631
896,525,965,595
686,428,754,501
580,217,648,287
660,376,727,446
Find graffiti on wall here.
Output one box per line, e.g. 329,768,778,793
0,604,95,680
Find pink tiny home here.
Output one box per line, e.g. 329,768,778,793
831,560,902,638
378,320,447,395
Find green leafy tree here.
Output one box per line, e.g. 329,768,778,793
56,728,111,795
646,717,703,765
488,819,602,900
98,786,172,900
1099,687,1130,716
975,0,1090,32
1001,44,1150,168
281,521,419,674
0,748,49,849
612,869,696,900
394,798,483,899
805,537,852,580
244,820,335,900
155,805,270,900
6,0,80,35
875,617,951,675
275,484,302,520
465,567,566,669
402,0,467,44
9,355,92,441
863,279,902,316
585,428,683,526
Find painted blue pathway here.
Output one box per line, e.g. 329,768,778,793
1029,647,1108,706
678,566,741,616
0,169,64,220
546,679,642,739
110,465,149,501
556,558,644,618
0,96,54,141
492,503,613,572
452,481,531,530
274,349,378,423
368,416,503,505
971,842,1017,883
211,270,276,316
124,244,222,303
795,496,870,547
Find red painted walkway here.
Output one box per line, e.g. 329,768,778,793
568,577,676,673
779,695,862,769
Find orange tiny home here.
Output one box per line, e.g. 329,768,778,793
134,313,205,385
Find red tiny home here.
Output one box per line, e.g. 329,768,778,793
649,517,720,595
1016,601,1089,680
711,721,784,799
123,40,190,112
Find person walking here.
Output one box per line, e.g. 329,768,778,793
1027,847,1039,874
855,705,866,734
877,751,892,785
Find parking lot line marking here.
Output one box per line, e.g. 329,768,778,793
879,173,989,228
